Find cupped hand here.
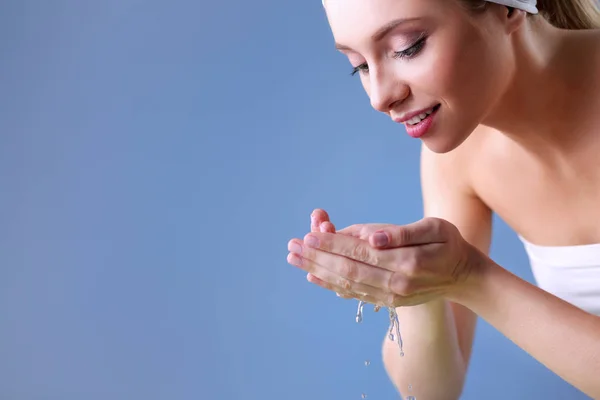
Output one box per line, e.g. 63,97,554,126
288,213,484,307
308,209,351,298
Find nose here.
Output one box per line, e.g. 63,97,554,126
368,70,410,114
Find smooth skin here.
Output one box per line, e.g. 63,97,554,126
287,0,600,399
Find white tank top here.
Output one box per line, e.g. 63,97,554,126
519,236,600,316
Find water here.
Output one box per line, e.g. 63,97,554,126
387,307,404,357
357,301,385,323
355,301,366,323
355,301,412,399
406,384,415,400
357,303,368,399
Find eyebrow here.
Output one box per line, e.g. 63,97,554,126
335,17,420,51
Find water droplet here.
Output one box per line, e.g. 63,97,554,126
364,360,370,366
387,307,404,356
406,396,416,400
408,384,412,391
374,305,381,313
356,301,366,324
361,394,367,399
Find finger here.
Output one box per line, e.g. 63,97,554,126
306,266,438,308
306,274,353,298
369,218,448,248
336,223,393,239
306,264,395,304
302,232,395,270
291,237,439,298
290,238,395,286
311,209,330,232
306,274,383,304
320,221,336,233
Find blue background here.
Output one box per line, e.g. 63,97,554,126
0,1,589,399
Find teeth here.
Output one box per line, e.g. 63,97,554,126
406,107,436,125
407,116,422,125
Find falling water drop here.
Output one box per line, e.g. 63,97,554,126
361,394,367,399
374,305,381,313
356,301,366,323
388,311,395,340
364,360,370,367
406,383,415,399
387,307,405,356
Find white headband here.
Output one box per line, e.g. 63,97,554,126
322,0,538,14
488,0,538,13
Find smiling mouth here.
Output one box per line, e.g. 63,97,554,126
405,104,441,126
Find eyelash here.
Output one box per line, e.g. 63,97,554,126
350,35,428,77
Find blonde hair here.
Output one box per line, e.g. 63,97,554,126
462,0,600,29
536,0,600,29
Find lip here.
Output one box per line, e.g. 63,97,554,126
402,104,440,139
393,104,440,123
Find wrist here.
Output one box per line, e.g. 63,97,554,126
446,245,498,308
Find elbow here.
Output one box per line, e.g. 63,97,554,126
382,341,466,400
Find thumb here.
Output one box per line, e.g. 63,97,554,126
311,209,330,232
369,218,447,248
320,221,336,233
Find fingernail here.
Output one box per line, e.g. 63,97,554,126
304,234,319,248
373,231,388,247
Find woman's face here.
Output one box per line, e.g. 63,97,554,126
325,0,518,153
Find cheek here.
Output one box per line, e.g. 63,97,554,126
432,34,505,115
399,38,474,103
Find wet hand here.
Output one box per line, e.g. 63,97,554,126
288,216,482,307
308,209,353,299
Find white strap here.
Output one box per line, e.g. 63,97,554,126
321,0,538,14
488,0,538,14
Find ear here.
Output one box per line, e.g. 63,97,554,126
504,7,527,34
488,4,527,34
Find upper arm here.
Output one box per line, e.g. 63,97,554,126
420,143,492,366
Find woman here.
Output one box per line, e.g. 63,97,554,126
286,0,600,398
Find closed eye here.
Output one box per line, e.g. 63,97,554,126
351,63,368,76
349,34,428,77
393,34,427,60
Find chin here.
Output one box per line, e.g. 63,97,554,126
422,134,466,154
422,120,479,154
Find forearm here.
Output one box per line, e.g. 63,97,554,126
383,300,466,400
455,260,600,399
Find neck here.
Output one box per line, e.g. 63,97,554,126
481,18,589,160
